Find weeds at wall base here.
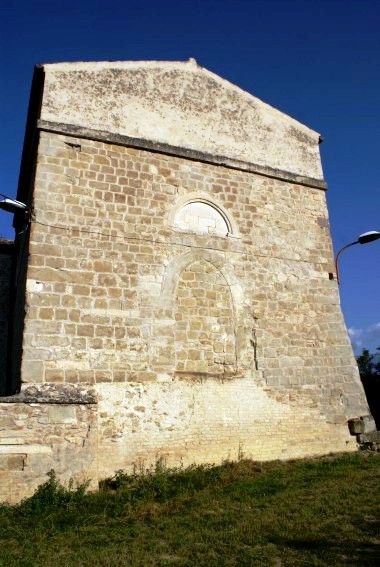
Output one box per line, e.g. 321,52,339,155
0,453,379,567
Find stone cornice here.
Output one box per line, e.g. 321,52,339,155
37,119,328,191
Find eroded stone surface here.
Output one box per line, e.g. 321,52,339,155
0,383,97,404
41,60,323,179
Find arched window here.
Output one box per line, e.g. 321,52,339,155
174,201,229,236
171,195,238,238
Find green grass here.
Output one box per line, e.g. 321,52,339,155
0,453,379,566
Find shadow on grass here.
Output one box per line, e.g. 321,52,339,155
270,532,380,566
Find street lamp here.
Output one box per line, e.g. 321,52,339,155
335,231,380,285
0,197,29,215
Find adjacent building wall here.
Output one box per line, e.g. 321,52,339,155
0,240,14,396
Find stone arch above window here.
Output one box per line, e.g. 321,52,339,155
170,194,239,238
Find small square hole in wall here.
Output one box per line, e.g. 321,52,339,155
328,272,334,281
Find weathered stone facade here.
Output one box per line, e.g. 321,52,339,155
0,60,370,503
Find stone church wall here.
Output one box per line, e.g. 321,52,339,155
0,61,371,502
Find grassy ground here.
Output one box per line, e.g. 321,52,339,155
0,452,379,566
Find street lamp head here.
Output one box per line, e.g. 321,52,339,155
358,231,380,245
335,229,380,285
0,198,29,215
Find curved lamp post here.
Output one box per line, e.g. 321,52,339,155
335,231,380,285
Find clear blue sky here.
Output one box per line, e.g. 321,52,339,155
1,0,379,353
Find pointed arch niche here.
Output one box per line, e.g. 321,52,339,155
174,259,236,375
169,193,239,238
160,250,249,379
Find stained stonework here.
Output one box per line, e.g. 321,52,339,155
39,60,323,179
0,60,370,503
